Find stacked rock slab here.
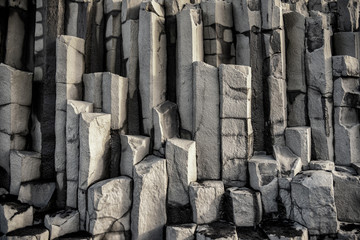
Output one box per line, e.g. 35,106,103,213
201,0,235,67
66,100,93,208
176,4,203,138
65,0,104,73
0,201,34,234
306,11,334,161
83,72,103,113
166,223,197,240
44,210,79,239
192,61,220,180
131,155,167,240
332,55,360,166
219,64,253,186
55,35,85,208
0,64,32,189
138,0,166,136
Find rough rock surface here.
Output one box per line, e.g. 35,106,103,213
166,224,197,240
18,181,55,208
0,201,33,233
44,210,79,240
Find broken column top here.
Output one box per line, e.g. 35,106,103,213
105,0,122,14
57,35,85,54
140,0,165,17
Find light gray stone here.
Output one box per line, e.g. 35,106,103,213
166,138,196,206
176,4,203,136
231,0,260,33
0,202,33,234
235,34,250,66
56,35,85,84
83,73,103,112
189,181,224,224
45,210,79,240
131,155,167,240
333,32,360,59
261,220,309,240
166,224,196,240
120,135,150,178
332,55,360,77
334,107,360,166
10,151,41,195
192,61,220,180
291,170,338,235
104,0,122,14
163,0,190,16
222,158,248,188
56,83,83,111
337,0,359,32
273,145,302,177
261,0,282,30
18,182,55,208
153,101,179,152
196,222,238,240
87,177,132,235
263,29,286,80
333,77,360,108
0,64,33,106
79,113,111,190
285,127,311,168
0,104,30,135
138,1,167,135
226,187,262,227
309,160,335,171
287,92,307,127
55,110,66,173
66,180,77,209
102,72,128,131
4,226,49,240
336,165,358,175
200,0,233,28
121,0,142,22
333,171,360,223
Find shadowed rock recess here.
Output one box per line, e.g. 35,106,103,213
1,0,360,239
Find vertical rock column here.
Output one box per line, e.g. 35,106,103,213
262,0,287,148
31,0,65,181
305,11,334,161
332,55,360,166
201,0,235,67
55,35,85,207
0,1,8,63
219,64,253,187
192,61,220,180
104,0,122,74
83,72,103,113
0,64,32,189
284,11,308,127
65,0,104,73
176,4,203,139
138,0,166,136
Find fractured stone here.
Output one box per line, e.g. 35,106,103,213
332,55,360,77
0,104,31,136
166,223,196,240
287,92,307,127
0,201,33,234
309,160,335,171
333,77,360,108
56,83,83,111
333,32,360,59
337,0,359,32
261,0,282,30
45,210,79,240
231,0,261,33
196,222,238,240
4,225,49,240
83,73,103,112
285,127,311,168
18,181,55,209
273,145,302,178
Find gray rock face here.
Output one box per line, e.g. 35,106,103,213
9,151,41,195
166,223,196,240
196,222,238,240
102,73,128,131
248,155,279,213
285,127,311,169
153,101,179,153
83,73,103,112
333,32,360,59
226,187,262,227
291,171,338,235
193,61,220,180
4,226,49,240
87,177,132,235
337,0,359,32
273,145,302,178
287,92,307,127
18,181,55,208
166,138,196,207
0,202,33,233
309,160,335,171
45,210,79,240
131,155,167,240
333,55,360,77
261,220,309,240
261,0,282,30
120,135,150,178
176,5,203,137
333,171,360,223
138,0,167,135
122,0,142,22
189,181,224,224
79,113,111,190
231,0,260,34
0,104,30,136
333,77,360,108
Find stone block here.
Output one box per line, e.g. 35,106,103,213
66,180,77,209
83,73,103,112
166,223,196,240
55,110,67,172
332,55,360,77
337,0,359,32
200,0,233,28
166,138,196,207
0,202,33,234
291,171,338,235
273,145,302,177
285,127,311,168
0,104,31,135
309,160,335,171
261,220,309,240
226,187,262,227
334,107,360,166
104,0,122,14
9,151,41,195
0,64,33,106
56,83,83,111
235,34,250,66
45,210,79,240
333,77,360,108
18,181,55,209
79,113,111,190
261,0,282,30
196,222,238,240
231,0,261,33
5,226,49,240
189,181,224,224
121,0,142,22
131,155,167,240
333,32,360,59
56,35,85,84
120,135,150,178
176,5,203,135
287,92,307,127
153,101,179,152
87,177,132,235
193,61,220,180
